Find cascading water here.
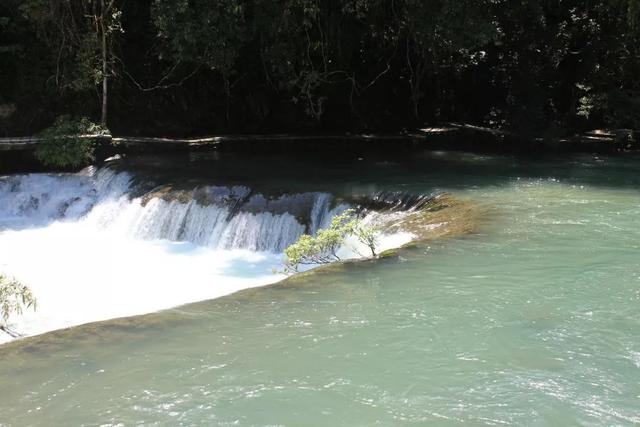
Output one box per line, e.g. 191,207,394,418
0,166,417,342
1,167,345,252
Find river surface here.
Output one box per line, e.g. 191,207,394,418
0,149,639,426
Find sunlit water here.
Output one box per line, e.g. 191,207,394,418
0,165,414,342
1,150,639,426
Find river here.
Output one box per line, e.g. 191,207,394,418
0,149,639,425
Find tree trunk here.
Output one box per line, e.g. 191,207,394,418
100,0,108,127
406,38,421,121
223,74,230,125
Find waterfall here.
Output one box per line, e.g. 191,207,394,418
0,165,425,342
0,167,344,253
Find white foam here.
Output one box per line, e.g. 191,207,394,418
0,222,285,344
0,169,417,343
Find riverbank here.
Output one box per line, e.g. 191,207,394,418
1,126,637,174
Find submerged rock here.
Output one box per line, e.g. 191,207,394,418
354,190,441,212
277,193,480,283
383,194,478,242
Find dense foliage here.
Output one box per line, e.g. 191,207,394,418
35,115,106,168
1,0,639,136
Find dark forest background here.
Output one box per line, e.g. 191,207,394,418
1,0,639,137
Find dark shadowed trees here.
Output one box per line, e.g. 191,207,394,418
1,0,638,137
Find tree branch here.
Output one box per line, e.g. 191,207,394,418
117,58,202,92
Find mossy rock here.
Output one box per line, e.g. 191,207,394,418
271,193,483,286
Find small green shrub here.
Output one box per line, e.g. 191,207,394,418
352,219,380,258
284,209,380,272
0,274,36,337
35,115,108,168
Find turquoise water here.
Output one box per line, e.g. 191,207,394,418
1,151,640,426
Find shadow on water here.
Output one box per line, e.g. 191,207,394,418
111,147,640,195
